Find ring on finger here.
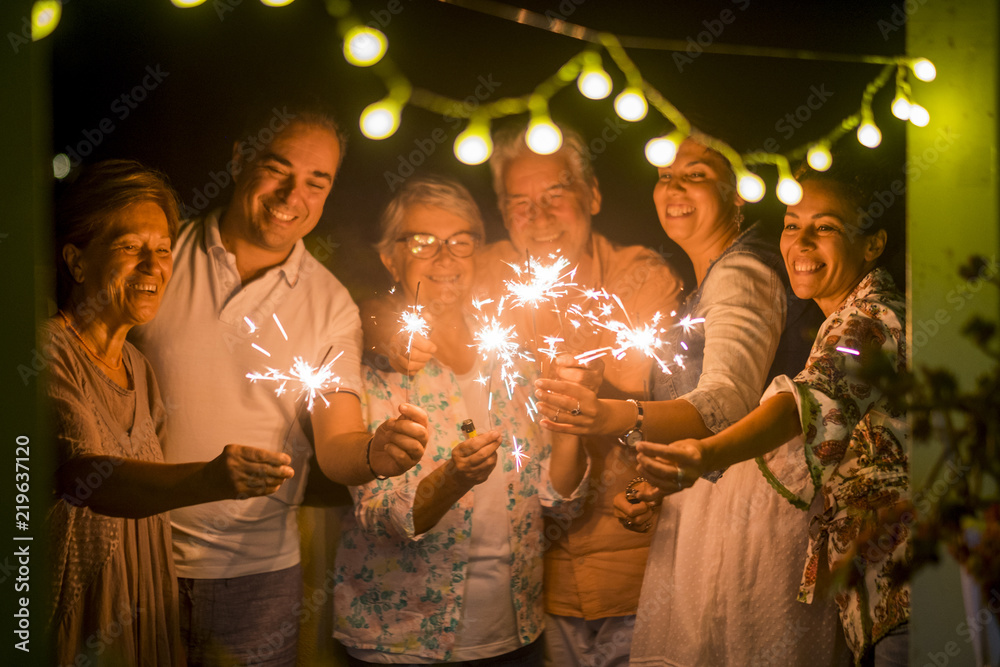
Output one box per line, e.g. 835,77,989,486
570,400,582,417
676,466,684,488
625,475,646,504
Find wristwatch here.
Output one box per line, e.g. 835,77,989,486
618,399,644,448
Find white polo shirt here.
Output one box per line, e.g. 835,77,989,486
131,211,362,579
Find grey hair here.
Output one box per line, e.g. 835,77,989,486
488,123,597,202
376,175,486,255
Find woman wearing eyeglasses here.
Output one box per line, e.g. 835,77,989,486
333,175,585,666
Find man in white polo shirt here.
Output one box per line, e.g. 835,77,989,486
132,104,428,666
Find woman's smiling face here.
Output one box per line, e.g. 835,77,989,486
653,139,741,247
781,178,886,316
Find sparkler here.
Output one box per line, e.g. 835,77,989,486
510,436,530,472
470,297,539,468
246,352,344,412
244,314,343,413
503,253,577,372
397,281,429,404
571,292,676,373
503,254,577,310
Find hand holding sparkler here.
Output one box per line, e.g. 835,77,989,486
367,403,430,479
387,326,436,375
208,444,295,498
534,355,608,435
635,439,700,496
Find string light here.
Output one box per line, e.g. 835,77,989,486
360,97,403,139
526,96,562,154
31,0,61,41
911,57,937,82
454,115,494,165
806,143,832,171
171,0,208,6
644,133,681,167
857,119,882,148
260,0,296,6
775,160,803,206
891,94,911,120
577,52,613,100
343,26,387,66
614,86,648,122
908,103,930,127
321,2,937,194
736,170,765,203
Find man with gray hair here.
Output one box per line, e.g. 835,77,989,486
480,124,682,667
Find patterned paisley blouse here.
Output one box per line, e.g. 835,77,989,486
758,268,910,663
334,358,584,661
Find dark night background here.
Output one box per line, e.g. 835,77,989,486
49,0,908,296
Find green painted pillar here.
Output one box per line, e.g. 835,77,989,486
0,2,53,665
908,0,999,664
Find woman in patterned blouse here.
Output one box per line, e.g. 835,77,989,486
333,175,587,666
638,161,910,666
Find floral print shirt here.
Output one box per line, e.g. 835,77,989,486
334,358,585,661
758,268,910,663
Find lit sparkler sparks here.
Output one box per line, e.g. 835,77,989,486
399,307,429,354
245,314,343,412
504,254,577,310
510,436,530,472
246,353,344,412
572,291,675,373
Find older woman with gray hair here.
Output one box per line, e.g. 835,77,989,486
334,174,586,666
43,160,295,666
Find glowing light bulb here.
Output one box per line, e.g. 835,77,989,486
526,118,562,155
806,144,832,172
360,99,401,140
343,26,387,66
52,153,70,179
891,95,911,120
911,58,936,82
31,0,60,41
644,136,678,167
578,67,612,100
857,122,882,148
171,0,208,5
260,0,295,6
614,87,647,122
908,103,930,127
737,172,765,203
454,120,493,165
776,176,803,205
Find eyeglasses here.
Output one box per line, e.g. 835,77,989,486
395,231,481,259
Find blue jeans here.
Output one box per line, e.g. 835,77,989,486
179,564,302,666
345,638,544,667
